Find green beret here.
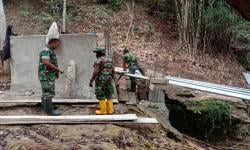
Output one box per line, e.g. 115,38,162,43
94,48,106,53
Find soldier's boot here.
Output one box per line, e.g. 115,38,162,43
44,99,61,116
107,99,115,114
96,100,107,115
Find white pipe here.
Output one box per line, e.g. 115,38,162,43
168,80,250,100
168,78,250,96
166,76,250,94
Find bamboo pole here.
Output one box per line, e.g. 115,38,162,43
62,0,67,33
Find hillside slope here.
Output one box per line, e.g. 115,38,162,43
3,0,248,87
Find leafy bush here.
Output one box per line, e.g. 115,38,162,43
41,0,62,15
146,0,175,20
67,4,85,22
20,6,30,17
95,0,123,11
193,100,231,139
37,12,55,33
203,0,250,52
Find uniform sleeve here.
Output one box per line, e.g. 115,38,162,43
123,54,129,63
40,50,50,60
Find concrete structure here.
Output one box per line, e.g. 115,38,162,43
10,33,99,99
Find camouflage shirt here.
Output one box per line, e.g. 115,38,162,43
94,56,113,78
123,52,138,71
38,48,58,81
94,56,114,100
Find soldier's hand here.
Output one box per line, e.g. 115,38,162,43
59,69,64,74
89,82,93,87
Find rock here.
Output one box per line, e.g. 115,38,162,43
137,101,183,142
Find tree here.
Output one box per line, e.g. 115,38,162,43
174,0,205,55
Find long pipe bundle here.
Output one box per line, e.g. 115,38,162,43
166,76,250,100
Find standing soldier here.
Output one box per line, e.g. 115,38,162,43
38,22,64,116
89,48,115,115
123,48,139,92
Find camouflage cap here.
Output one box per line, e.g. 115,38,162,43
123,48,129,52
93,48,106,53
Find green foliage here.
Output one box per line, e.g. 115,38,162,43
67,4,85,22
95,0,123,11
145,21,154,40
41,0,62,15
167,99,232,141
237,50,250,71
37,12,55,33
203,0,250,52
20,6,30,17
146,0,175,19
193,100,231,139
107,0,123,10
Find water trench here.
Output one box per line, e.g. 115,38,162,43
164,94,241,142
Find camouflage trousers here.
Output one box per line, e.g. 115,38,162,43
95,75,114,100
40,80,55,100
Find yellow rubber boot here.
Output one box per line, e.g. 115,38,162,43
107,99,115,114
96,100,107,115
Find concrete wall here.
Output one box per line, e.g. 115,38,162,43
10,33,98,99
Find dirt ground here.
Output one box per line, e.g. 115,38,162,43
0,102,199,150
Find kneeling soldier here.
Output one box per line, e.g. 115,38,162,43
89,48,115,115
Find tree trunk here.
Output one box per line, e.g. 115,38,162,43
175,0,205,56
62,0,67,33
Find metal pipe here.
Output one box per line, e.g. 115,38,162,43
166,76,250,94
168,80,250,100
167,78,250,96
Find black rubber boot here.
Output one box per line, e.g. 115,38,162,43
44,99,61,116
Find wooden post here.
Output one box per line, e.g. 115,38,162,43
62,0,67,33
65,60,76,98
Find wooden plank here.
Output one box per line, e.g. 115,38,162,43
149,83,168,90
0,99,119,104
115,118,158,124
0,114,138,125
150,78,166,84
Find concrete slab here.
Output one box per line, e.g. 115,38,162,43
10,33,98,98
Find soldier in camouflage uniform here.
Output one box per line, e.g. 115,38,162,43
123,48,139,92
89,48,115,115
38,38,64,116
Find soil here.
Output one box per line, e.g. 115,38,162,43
0,102,200,150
